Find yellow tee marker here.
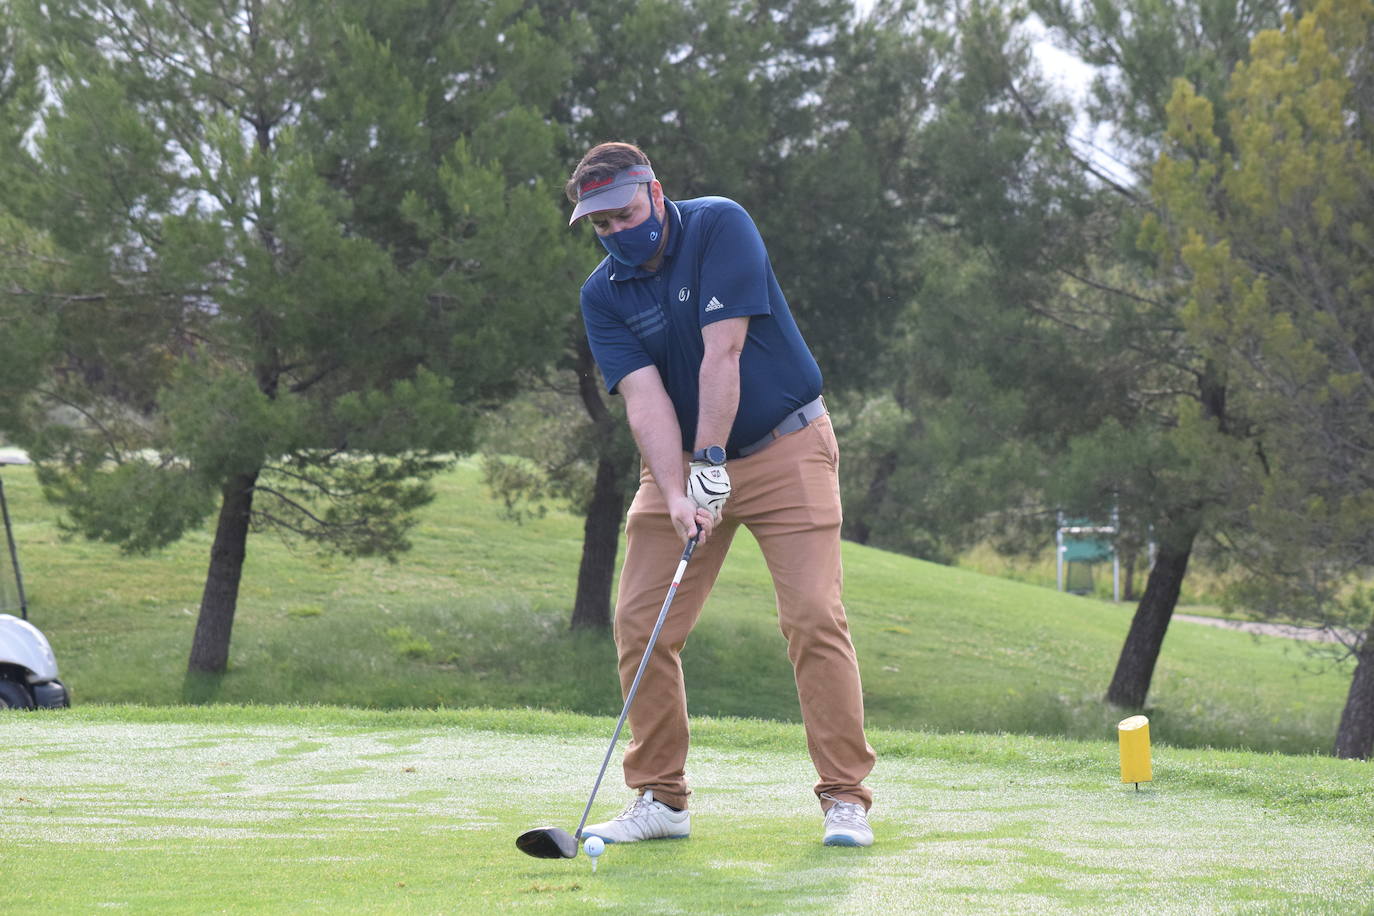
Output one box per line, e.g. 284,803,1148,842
1118,715,1152,789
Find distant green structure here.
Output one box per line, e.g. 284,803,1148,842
1056,511,1119,601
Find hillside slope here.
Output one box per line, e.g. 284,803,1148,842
0,461,1348,753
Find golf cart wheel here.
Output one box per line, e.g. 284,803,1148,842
0,678,34,709
31,680,69,708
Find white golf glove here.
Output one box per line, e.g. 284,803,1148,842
687,461,731,521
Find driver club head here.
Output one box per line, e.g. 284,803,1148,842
516,826,579,859
516,539,697,864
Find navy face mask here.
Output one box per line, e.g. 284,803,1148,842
598,188,664,266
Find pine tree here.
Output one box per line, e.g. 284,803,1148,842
1152,0,1374,756
0,0,583,674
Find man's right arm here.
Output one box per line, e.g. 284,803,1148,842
618,365,715,544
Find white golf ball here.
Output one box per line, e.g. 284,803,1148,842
584,836,605,858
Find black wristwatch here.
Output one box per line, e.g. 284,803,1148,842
691,445,727,465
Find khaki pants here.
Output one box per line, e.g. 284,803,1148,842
613,412,875,812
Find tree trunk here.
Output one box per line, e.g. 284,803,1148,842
1120,547,1138,602
849,448,897,546
1106,525,1197,708
1334,628,1374,759
571,334,631,630
1106,366,1225,707
187,470,259,674
570,453,627,630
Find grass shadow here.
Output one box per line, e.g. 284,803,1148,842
181,670,226,704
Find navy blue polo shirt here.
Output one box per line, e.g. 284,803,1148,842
579,196,822,456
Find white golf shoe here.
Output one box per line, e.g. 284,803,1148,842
821,794,873,847
582,790,690,844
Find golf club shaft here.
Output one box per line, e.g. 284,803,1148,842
574,534,698,839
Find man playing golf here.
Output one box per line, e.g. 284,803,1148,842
567,141,876,847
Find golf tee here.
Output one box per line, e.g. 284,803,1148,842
1118,715,1152,787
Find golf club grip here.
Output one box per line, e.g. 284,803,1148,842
575,535,697,838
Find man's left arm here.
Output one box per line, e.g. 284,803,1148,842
695,316,749,450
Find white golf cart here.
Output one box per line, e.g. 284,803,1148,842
0,452,70,709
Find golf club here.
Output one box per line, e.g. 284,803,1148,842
517,533,699,859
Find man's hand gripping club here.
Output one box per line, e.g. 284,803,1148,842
687,460,731,522
667,490,717,545
667,458,729,545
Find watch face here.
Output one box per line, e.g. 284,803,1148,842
694,445,727,464
694,446,724,464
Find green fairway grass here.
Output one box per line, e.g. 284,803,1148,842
0,460,1353,754
2,706,1371,914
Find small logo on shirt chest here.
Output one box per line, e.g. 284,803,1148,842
678,287,691,302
